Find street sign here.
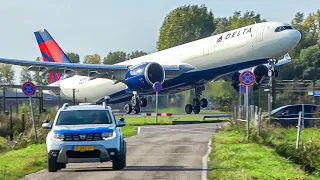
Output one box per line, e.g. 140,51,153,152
314,91,320,96
22,81,36,96
46,96,53,100
152,82,163,92
21,81,38,143
239,71,255,86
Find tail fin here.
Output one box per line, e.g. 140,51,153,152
34,29,72,83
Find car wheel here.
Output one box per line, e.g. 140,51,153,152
48,154,58,172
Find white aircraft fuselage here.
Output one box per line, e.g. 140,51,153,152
48,22,301,104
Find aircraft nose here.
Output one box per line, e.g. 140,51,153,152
292,29,301,45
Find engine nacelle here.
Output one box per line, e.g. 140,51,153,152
231,64,278,92
125,62,165,91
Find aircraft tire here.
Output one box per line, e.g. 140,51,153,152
140,98,147,107
132,105,140,114
192,98,200,107
193,105,200,114
185,104,193,114
124,104,132,114
200,98,208,108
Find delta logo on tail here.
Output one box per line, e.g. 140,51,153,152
217,27,252,42
34,29,72,83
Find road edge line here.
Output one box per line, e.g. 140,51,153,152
137,126,141,134
201,136,212,180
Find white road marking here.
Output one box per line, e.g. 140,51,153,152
137,126,141,134
201,137,212,180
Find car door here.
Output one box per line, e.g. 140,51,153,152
279,105,302,126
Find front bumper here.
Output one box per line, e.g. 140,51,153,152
49,145,119,163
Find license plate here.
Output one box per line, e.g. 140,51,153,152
73,146,94,151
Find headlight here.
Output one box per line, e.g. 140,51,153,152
53,132,65,141
101,131,115,140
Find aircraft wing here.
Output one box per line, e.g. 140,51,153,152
0,57,195,80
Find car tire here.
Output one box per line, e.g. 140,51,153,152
112,141,126,170
48,154,58,172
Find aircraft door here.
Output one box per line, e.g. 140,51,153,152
256,26,265,42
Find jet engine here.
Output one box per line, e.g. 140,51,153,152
231,65,278,91
125,62,165,91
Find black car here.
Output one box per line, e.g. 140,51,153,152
263,104,320,127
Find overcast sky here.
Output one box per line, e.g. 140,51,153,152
0,0,318,83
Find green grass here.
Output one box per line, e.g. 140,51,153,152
0,125,137,180
117,115,230,126
208,130,319,180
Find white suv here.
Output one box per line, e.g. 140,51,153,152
42,102,127,172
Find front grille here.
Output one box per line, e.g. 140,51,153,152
66,150,100,158
64,133,102,141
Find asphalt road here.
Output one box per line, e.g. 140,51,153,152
25,123,223,180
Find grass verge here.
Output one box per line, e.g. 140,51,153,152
0,125,137,180
208,130,318,180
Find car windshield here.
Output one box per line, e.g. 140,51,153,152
56,110,113,125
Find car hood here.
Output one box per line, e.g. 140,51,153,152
53,124,115,134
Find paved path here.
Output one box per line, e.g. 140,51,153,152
25,123,223,180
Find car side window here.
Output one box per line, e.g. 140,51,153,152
285,105,301,115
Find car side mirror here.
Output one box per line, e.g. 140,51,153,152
117,118,126,127
281,112,287,116
42,120,52,129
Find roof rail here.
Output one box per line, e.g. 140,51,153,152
62,103,69,110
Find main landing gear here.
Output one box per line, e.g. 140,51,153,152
184,86,208,114
124,91,147,114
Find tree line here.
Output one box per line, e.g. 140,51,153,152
1,5,319,88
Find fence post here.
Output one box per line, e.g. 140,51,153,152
302,104,305,128
10,105,13,141
258,108,262,137
296,111,302,150
73,88,76,105
21,114,25,133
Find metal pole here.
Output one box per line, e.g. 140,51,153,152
239,84,242,106
302,104,305,128
296,111,302,149
245,86,249,121
73,89,76,105
155,91,158,123
29,96,38,143
246,86,250,141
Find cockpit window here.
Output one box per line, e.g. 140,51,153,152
275,26,293,32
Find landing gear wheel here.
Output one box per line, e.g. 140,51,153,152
140,98,147,107
192,98,200,107
185,104,193,114
200,98,208,108
48,154,58,172
132,106,140,114
124,104,132,114
193,105,200,114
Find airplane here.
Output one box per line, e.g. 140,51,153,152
0,22,301,114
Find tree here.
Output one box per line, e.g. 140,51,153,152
103,51,127,64
20,67,33,83
157,4,215,51
33,57,50,85
128,50,148,59
298,45,320,80
66,52,80,63
83,54,101,64
213,10,266,35
0,64,15,85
